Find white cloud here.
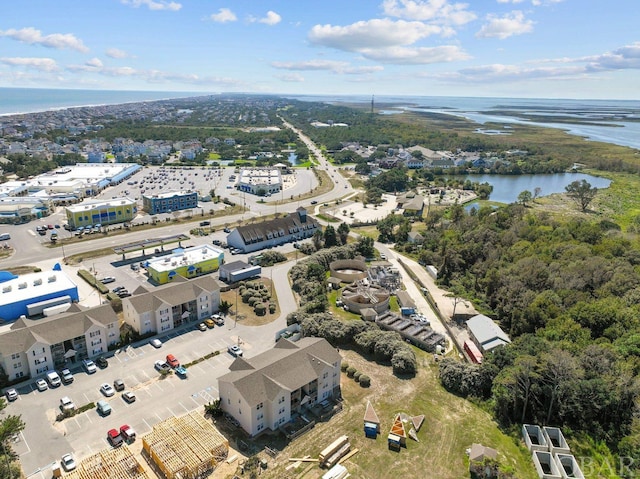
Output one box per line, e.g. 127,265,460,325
105,48,130,59
360,45,470,64
309,18,450,52
581,42,640,71
381,0,477,25
0,27,88,52
259,11,282,25
85,58,103,68
271,59,384,75
0,57,58,72
276,73,305,82
497,0,526,3
121,0,182,11
476,10,534,39
248,11,282,25
210,8,237,23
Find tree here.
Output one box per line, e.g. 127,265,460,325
517,190,533,206
337,222,350,245
565,179,597,212
323,225,338,247
312,229,324,250
218,300,232,315
0,399,26,479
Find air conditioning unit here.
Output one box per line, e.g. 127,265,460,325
33,279,42,286
48,275,57,282
18,282,27,289
2,286,11,293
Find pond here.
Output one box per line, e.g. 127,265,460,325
451,172,611,205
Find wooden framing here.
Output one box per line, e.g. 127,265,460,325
142,411,229,479
64,445,150,479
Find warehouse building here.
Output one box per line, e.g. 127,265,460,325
218,260,261,283
237,167,282,195
466,314,511,353
0,268,79,323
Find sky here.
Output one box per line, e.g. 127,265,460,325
0,0,639,99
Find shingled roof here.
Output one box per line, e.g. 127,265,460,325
0,303,118,355
234,209,319,246
123,275,219,314
218,337,341,407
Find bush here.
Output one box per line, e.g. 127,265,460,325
341,362,349,372
359,375,371,387
248,296,261,307
346,366,356,377
269,303,276,314
254,303,267,316
241,290,255,303
391,348,418,376
354,371,362,381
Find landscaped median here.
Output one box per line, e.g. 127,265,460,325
77,269,109,294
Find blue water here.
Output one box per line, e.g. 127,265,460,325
451,172,611,205
288,94,640,150
0,87,200,116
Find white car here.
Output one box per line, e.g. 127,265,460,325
5,388,18,401
82,359,97,374
100,383,115,397
35,378,48,391
60,396,75,411
61,453,76,471
150,338,162,348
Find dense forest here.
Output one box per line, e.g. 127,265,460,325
393,203,640,472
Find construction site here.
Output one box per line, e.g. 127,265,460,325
61,445,150,479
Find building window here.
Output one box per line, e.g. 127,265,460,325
13,362,21,369
228,398,231,405
257,413,263,420
257,402,263,410
15,372,24,379
11,353,19,360
323,372,328,379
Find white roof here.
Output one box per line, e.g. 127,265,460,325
146,244,224,273
467,314,511,350
66,197,136,213
0,270,77,307
142,190,193,200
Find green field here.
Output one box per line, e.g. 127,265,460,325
257,348,537,479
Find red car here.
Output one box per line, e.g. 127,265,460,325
107,429,123,447
166,354,179,368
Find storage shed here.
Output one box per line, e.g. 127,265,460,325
363,401,380,438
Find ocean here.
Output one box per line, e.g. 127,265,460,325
1,88,639,150
0,87,200,116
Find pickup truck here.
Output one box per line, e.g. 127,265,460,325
154,360,171,373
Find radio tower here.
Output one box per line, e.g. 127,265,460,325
371,95,374,114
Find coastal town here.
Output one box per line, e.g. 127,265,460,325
0,94,633,479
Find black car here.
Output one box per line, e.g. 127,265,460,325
95,356,108,369
223,227,231,233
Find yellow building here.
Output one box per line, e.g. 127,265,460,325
146,244,224,284
65,197,137,228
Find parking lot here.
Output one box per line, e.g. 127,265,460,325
6,309,287,479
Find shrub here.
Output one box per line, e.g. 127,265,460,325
269,303,276,314
354,371,362,381
359,375,371,387
346,366,356,377
248,296,261,307
391,348,418,376
254,303,267,316
341,362,349,372
241,290,255,303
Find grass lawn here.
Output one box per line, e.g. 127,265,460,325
256,347,537,479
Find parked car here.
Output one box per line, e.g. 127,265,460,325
154,360,171,373
82,359,97,374
95,356,108,369
223,227,231,233
61,453,76,472
165,354,179,368
212,314,224,326
60,396,75,412
113,379,125,392
46,371,62,387
204,318,215,329
122,391,136,403
112,286,126,293
100,277,116,284
100,383,115,397
150,338,162,348
228,344,243,357
35,378,48,392
120,424,136,442
5,388,18,401
175,365,188,378
107,429,123,447
60,368,74,385
96,400,112,416
117,291,131,298
197,322,207,331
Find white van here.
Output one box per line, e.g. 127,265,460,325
0,233,10,241
46,371,62,387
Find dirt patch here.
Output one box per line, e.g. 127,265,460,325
220,277,280,327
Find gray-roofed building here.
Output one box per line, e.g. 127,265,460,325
218,337,341,437
226,207,320,253
218,260,261,283
0,303,119,381
121,275,220,336
466,314,511,353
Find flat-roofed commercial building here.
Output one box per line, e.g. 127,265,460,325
0,269,79,323
65,197,137,228
146,244,224,285
237,168,282,195
142,190,198,215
